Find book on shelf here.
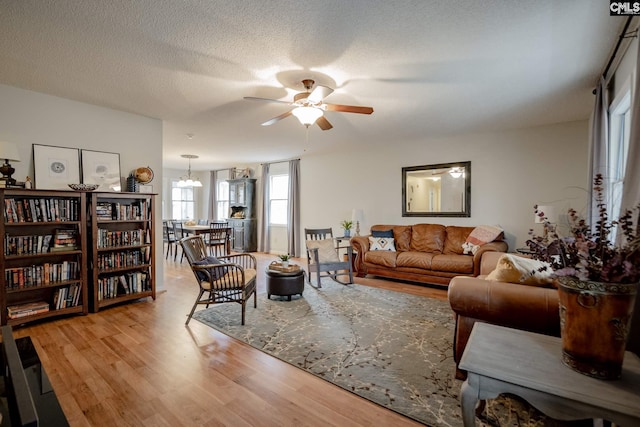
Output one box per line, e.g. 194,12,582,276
7,301,50,319
52,228,78,251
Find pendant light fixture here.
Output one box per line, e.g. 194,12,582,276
177,154,202,188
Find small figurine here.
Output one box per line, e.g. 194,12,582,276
24,176,32,189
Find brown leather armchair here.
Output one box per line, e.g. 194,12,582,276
448,251,560,379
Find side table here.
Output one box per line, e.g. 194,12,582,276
459,323,640,426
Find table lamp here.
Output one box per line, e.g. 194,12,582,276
0,141,21,186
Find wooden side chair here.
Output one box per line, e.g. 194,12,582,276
305,228,353,288
163,220,177,259
172,221,186,262
180,235,257,325
208,221,230,257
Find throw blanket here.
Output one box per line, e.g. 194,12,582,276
462,225,503,255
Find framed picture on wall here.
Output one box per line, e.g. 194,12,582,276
32,144,81,190
81,149,121,191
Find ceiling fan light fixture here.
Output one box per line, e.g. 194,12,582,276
292,106,323,126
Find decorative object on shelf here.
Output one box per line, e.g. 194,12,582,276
0,140,21,186
340,220,353,237
24,176,32,189
526,174,639,380
351,208,363,236
278,254,291,268
133,166,154,184
126,174,139,192
177,154,202,187
80,149,122,191
68,183,99,192
33,144,81,190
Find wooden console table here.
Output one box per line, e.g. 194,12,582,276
459,323,640,426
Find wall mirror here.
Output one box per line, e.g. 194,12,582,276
402,161,471,217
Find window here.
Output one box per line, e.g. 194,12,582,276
217,180,229,221
269,174,289,225
608,88,631,224
171,181,195,220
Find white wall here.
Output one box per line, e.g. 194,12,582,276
0,84,164,288
301,120,589,250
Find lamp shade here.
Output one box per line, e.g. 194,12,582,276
0,141,21,162
351,208,363,223
291,106,323,126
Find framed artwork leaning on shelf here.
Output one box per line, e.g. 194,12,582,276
81,149,122,191
32,144,81,190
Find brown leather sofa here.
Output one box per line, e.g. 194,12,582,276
448,251,560,379
350,224,508,287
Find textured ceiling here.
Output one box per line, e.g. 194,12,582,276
0,1,627,170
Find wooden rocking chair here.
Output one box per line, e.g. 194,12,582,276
305,228,353,288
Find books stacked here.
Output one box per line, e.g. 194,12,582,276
96,202,113,220
51,229,78,251
7,301,50,319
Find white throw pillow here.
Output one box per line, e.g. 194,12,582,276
486,254,554,286
369,236,396,251
306,239,340,263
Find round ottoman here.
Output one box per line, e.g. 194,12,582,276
266,268,305,301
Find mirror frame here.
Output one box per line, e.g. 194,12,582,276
402,161,471,217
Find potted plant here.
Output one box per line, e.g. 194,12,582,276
526,174,640,379
278,254,291,268
341,220,353,237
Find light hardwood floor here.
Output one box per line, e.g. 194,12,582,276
11,251,450,426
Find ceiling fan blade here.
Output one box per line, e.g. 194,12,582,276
325,104,374,114
316,116,333,131
244,96,291,105
261,110,292,126
307,85,334,103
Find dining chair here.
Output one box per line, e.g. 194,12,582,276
163,220,178,259
208,221,230,257
172,221,186,262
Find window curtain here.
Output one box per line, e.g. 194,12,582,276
620,40,640,220
208,170,218,221
258,163,270,252
587,76,609,226
287,159,301,257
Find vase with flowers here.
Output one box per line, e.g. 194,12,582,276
526,174,640,379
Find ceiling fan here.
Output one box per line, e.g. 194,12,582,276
244,79,374,130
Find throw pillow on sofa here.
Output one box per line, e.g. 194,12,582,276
486,254,554,286
371,229,394,238
306,239,340,263
369,236,396,251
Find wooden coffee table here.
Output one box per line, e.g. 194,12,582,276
459,323,640,426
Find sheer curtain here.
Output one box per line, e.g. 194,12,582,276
258,163,270,252
287,159,301,257
620,40,640,218
587,76,609,226
208,170,218,221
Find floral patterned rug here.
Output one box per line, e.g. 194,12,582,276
192,280,586,426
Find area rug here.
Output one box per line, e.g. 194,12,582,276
192,280,582,427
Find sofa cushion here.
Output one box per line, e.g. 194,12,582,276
364,250,398,268
369,236,396,251
486,254,554,287
396,251,435,270
443,226,475,255
410,224,445,253
431,254,474,274
306,239,340,263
